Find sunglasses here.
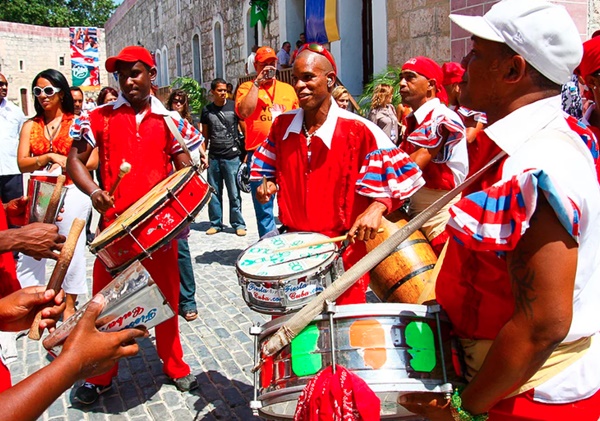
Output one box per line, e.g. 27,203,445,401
297,43,337,73
0,82,7,87
172,98,186,105
33,86,62,97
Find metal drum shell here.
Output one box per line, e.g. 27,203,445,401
253,303,463,420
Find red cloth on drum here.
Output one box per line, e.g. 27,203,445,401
86,244,190,386
293,365,380,421
0,360,11,393
337,242,369,305
0,203,20,299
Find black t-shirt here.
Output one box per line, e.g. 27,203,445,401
200,100,241,159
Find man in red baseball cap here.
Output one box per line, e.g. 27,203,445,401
67,45,204,404
399,56,468,255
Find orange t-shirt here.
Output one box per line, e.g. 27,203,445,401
235,80,299,151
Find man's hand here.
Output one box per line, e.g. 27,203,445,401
0,287,65,332
91,190,114,214
255,65,277,86
397,392,453,421
256,180,277,204
4,196,29,226
58,294,146,380
14,223,65,260
348,201,387,241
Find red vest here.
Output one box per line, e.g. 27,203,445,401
90,106,173,227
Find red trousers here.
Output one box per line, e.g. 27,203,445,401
489,388,600,421
87,244,190,386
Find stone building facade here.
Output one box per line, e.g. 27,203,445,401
0,21,107,116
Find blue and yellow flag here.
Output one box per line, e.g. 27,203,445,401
305,0,340,43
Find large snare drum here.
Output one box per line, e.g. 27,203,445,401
251,303,462,420
90,167,210,273
237,232,344,314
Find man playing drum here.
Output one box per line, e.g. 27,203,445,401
252,44,424,304
67,46,203,404
399,1,600,419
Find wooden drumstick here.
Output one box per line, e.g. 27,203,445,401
278,228,385,252
43,174,66,224
109,161,132,196
28,218,86,340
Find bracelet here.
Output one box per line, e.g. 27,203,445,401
35,156,41,168
450,388,489,421
90,188,103,199
253,80,260,88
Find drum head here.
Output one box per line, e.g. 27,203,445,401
91,167,194,248
237,232,337,280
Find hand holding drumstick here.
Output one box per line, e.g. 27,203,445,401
89,161,131,214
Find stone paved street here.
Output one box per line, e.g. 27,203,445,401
9,186,272,421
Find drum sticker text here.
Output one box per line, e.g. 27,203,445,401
284,282,323,301
405,321,436,372
291,324,322,376
100,306,158,331
247,283,281,303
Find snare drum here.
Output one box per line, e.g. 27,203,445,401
237,232,344,314
90,166,210,273
251,303,462,420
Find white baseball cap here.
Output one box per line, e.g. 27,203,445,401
450,0,583,85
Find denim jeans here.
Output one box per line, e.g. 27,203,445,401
207,156,246,230
178,238,196,313
247,151,277,238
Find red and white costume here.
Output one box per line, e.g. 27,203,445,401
437,96,600,419
251,102,424,303
401,98,468,251
75,94,202,386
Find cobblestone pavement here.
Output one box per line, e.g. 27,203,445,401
10,189,273,420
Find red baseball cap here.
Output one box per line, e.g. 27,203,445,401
442,62,465,85
255,46,277,64
105,46,155,72
402,56,448,103
575,37,600,79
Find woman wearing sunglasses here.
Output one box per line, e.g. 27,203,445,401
17,69,93,320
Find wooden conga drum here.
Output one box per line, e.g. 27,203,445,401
366,210,437,303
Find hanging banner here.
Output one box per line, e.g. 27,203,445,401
250,0,269,28
305,0,340,43
69,27,100,86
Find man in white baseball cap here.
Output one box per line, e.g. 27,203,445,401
398,1,600,420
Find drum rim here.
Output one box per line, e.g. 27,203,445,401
90,167,200,251
236,232,337,280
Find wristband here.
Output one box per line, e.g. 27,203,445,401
90,188,103,199
450,388,489,421
35,156,41,168
253,80,260,88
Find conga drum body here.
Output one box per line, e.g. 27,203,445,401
251,303,462,420
90,167,210,273
366,210,437,303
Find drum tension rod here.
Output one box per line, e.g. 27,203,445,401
121,223,152,259
431,304,453,399
166,187,194,220
249,323,263,415
325,300,337,374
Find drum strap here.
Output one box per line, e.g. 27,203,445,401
163,115,209,166
458,335,592,398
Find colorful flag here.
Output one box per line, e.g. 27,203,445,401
250,1,269,28
305,0,340,43
69,27,100,86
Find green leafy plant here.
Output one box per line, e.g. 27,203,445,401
357,67,403,116
170,77,209,115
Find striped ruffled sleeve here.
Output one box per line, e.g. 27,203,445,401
356,147,424,199
448,169,581,251
168,116,203,155
406,113,465,163
69,111,96,147
250,137,276,180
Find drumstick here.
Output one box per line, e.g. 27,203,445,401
277,228,385,252
28,218,86,340
43,174,66,224
109,161,132,196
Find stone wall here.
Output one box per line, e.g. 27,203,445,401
386,0,451,68
105,0,282,90
0,21,107,116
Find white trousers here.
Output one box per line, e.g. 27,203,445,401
17,184,92,295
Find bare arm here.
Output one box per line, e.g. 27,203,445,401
237,66,276,119
17,120,67,173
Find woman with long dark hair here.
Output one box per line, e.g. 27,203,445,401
96,86,118,106
17,69,92,320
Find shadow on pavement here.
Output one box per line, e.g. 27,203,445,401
194,249,245,267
